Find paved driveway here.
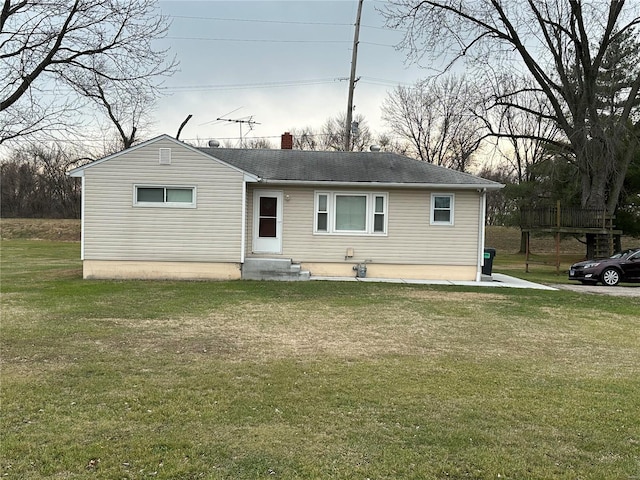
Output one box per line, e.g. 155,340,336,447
553,283,640,297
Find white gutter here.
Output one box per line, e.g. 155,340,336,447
476,189,487,282
258,179,504,190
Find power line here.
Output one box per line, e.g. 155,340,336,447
165,36,350,45
34,76,412,95
167,14,352,27
360,41,396,48
360,76,417,86
166,14,401,32
158,78,348,93
165,36,397,47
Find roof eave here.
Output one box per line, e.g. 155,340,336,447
257,179,504,190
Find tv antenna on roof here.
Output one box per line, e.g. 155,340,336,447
216,115,260,147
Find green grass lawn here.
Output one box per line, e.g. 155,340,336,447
1,239,639,479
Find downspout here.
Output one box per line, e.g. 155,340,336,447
240,178,248,265
80,176,85,261
476,188,487,282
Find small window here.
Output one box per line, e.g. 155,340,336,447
316,194,328,232
135,186,195,207
373,195,386,233
431,194,454,225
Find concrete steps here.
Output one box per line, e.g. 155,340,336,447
242,258,310,281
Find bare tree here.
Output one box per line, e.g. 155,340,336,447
0,0,176,145
289,126,320,151
69,71,153,150
320,113,374,151
376,133,412,155
382,75,485,172
475,164,518,227
245,137,274,149
482,76,562,184
383,0,640,214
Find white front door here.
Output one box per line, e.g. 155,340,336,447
253,190,283,253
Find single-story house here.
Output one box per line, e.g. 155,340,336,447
68,133,503,281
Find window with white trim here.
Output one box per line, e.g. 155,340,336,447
315,192,387,234
134,186,196,207
430,193,454,225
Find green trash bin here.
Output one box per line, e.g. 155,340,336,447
482,248,496,275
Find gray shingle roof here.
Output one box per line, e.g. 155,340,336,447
198,147,502,187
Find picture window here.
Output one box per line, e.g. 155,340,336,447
315,192,387,235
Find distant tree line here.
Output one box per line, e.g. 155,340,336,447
1,145,83,218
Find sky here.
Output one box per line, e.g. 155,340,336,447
151,0,434,146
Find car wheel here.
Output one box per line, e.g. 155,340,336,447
601,268,621,286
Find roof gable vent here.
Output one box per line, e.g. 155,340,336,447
159,148,171,165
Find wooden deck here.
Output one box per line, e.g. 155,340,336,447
520,205,616,231
520,204,622,271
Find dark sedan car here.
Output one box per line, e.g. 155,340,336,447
569,248,640,286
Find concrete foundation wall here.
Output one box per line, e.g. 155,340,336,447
301,262,477,281
83,260,476,282
83,260,241,280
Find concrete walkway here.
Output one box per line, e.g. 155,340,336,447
310,272,557,291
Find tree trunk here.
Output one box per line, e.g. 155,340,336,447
519,230,527,254
581,169,608,211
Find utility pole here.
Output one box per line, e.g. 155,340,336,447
216,115,260,147
344,0,364,151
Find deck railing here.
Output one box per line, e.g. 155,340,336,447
520,205,612,229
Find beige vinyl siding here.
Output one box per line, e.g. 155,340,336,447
83,139,245,262
246,185,480,266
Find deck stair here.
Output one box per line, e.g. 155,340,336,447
593,233,615,258
242,258,310,281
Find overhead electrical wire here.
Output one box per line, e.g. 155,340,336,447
166,36,352,44
166,36,398,47
167,14,352,26
35,76,411,95
158,78,347,93
166,14,401,31
157,77,413,93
